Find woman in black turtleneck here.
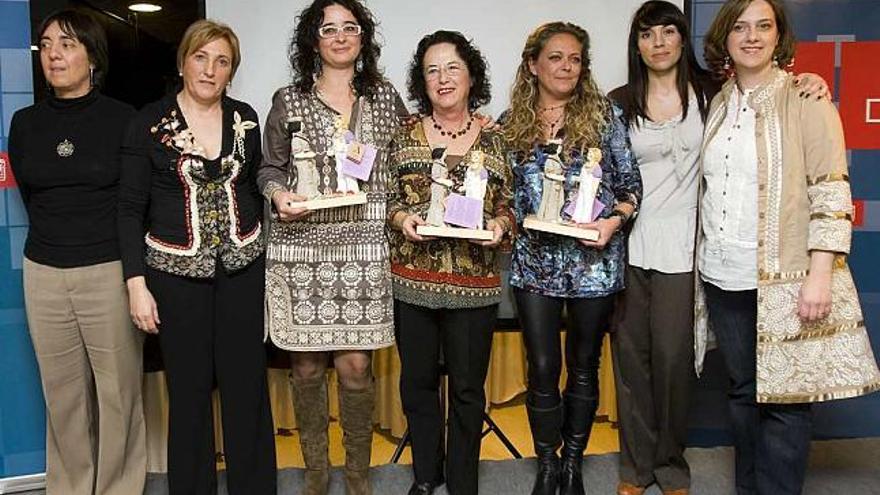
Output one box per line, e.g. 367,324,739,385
7,10,146,495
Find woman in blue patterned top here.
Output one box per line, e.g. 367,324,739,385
503,22,641,495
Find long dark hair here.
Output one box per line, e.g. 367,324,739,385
37,9,109,88
406,30,491,115
623,1,709,125
289,0,383,98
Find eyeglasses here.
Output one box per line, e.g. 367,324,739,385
318,23,362,39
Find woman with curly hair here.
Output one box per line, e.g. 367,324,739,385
503,22,641,495
257,1,408,494
387,30,513,495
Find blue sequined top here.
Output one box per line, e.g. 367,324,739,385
509,104,641,298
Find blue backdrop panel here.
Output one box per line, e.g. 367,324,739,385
0,0,44,480
689,0,880,443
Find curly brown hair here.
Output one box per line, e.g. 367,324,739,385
288,0,383,97
503,22,609,154
406,30,491,115
703,0,795,78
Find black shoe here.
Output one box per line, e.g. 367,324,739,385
408,481,437,495
532,453,560,495
558,456,585,495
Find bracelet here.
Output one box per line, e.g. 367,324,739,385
609,209,629,225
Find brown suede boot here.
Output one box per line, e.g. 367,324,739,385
338,381,375,495
292,375,330,495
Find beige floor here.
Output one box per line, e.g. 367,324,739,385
270,396,620,468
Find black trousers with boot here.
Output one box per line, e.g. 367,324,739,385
514,288,615,493
148,257,277,495
395,300,497,495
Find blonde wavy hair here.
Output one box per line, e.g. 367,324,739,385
504,22,609,154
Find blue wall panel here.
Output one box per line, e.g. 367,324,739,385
0,0,43,480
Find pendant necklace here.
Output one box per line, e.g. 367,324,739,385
56,139,75,158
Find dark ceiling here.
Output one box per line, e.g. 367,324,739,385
32,0,204,46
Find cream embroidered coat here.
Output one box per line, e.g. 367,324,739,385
695,69,880,404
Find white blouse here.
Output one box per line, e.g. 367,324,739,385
627,96,703,274
699,88,759,291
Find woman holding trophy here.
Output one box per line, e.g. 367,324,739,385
503,22,641,495
386,30,513,495
257,0,408,493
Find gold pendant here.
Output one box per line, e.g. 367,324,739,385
56,139,75,158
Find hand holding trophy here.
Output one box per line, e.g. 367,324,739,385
523,142,601,240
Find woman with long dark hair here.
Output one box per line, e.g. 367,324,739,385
608,3,829,494
607,4,712,494
8,10,146,494
258,1,407,493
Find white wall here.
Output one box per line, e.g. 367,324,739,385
207,0,683,124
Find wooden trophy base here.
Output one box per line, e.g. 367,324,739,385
289,192,368,210
523,215,599,241
416,225,494,241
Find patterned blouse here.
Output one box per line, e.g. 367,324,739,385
387,122,514,309
509,103,641,298
257,80,407,351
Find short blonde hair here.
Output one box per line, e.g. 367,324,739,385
176,19,241,78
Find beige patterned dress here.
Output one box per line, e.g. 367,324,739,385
258,80,407,351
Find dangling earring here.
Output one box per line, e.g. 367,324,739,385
313,54,323,78
355,55,364,73
772,54,779,68
723,55,734,78
89,66,95,87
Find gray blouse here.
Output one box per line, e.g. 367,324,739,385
627,96,703,274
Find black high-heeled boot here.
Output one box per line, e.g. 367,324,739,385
558,388,598,495
527,392,563,495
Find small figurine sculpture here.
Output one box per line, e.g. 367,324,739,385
294,150,320,199
571,147,602,224
425,147,453,226
332,120,359,194
464,150,489,201
536,142,566,222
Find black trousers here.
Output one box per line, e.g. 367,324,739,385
612,266,694,490
148,257,277,495
514,288,613,427
394,300,497,495
704,282,813,495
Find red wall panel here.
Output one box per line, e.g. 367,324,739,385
840,41,880,150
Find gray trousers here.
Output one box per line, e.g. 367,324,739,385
23,258,146,495
612,265,694,491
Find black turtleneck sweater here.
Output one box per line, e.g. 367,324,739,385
8,91,136,268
